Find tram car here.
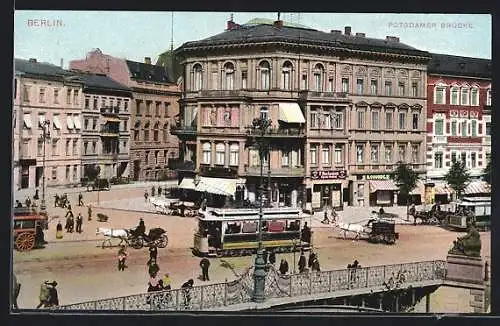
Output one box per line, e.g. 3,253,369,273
447,197,491,231
193,207,312,257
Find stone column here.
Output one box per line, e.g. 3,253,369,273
238,140,245,176
211,141,215,167
224,141,229,168
318,142,323,169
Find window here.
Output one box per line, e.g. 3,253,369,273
84,118,89,130
356,79,364,95
471,120,477,136
461,152,466,165
51,167,57,181
73,166,78,181
356,145,364,163
411,144,419,163
371,144,379,163
163,123,169,142
471,152,477,168
93,97,98,109
313,64,323,92
215,143,225,165
65,140,70,155
92,118,97,130
385,145,393,163
23,85,30,102
398,82,405,96
144,122,150,141
309,145,317,165
39,88,45,103
153,122,159,141
328,78,334,92
371,80,378,95
385,111,393,129
117,99,122,110
412,113,419,130
241,71,248,89
434,86,445,104
398,111,406,130
357,109,365,129
85,97,90,109
155,151,159,164
53,89,59,104
224,62,235,90
202,143,211,164
471,87,479,106
144,151,149,165
230,143,239,166
411,82,418,97
67,89,72,104
461,121,467,136
73,139,78,155
146,101,151,116
124,100,129,112
73,90,79,105
51,139,58,156
155,102,161,116
450,86,459,105
451,152,457,163
260,61,270,90
260,107,269,121
334,144,342,164
486,122,491,135
84,141,88,155
434,152,443,168
124,120,128,132
301,73,308,89
92,141,96,154
385,81,392,96
324,112,331,129
435,119,444,135
282,150,290,166
322,145,330,165
341,78,349,93
333,109,344,129
66,165,70,180
371,110,379,130
398,145,406,162
37,139,43,156
102,97,108,110
487,89,492,105
162,150,167,164
193,64,203,91
451,120,457,135
461,87,469,105
310,111,319,128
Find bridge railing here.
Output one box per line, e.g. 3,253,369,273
54,260,446,311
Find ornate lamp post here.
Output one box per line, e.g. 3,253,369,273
252,115,271,303
40,120,51,210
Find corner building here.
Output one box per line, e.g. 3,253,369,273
174,19,430,209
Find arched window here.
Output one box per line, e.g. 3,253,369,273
224,62,234,90
470,86,479,106
193,64,203,91
163,123,169,142
461,86,470,105
229,143,239,166
143,121,150,141
450,86,459,105
434,83,446,104
202,142,211,164
281,61,293,90
215,143,225,165
134,120,140,141
153,121,159,141
313,63,324,92
260,61,270,90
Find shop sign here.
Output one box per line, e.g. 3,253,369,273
366,174,391,180
311,170,347,180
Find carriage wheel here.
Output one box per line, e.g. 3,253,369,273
157,235,168,248
130,238,143,249
15,232,36,251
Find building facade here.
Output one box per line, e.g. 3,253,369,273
426,54,491,191
74,72,133,180
174,19,431,209
69,49,181,181
14,58,84,190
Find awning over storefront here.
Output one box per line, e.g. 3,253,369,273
410,181,425,195
464,181,491,195
434,184,453,195
369,180,399,193
196,177,239,196
178,177,197,190
278,103,306,124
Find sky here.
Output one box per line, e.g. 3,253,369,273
14,12,491,68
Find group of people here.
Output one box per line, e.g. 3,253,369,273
298,250,321,273
144,185,167,202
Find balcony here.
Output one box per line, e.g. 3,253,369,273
244,165,305,177
170,125,197,136
308,128,348,138
100,152,119,160
198,90,248,98
100,127,119,137
299,90,350,101
432,136,447,144
245,127,305,138
100,106,120,116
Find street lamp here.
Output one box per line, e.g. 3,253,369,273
40,120,51,210
251,115,272,303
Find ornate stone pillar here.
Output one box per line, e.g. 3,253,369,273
224,140,229,168
211,141,215,167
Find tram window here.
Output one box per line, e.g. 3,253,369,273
14,220,36,229
242,222,257,233
475,206,485,216
268,221,285,232
226,222,242,234
484,206,491,215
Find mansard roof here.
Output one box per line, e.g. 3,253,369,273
14,58,73,79
125,60,173,84
428,53,491,79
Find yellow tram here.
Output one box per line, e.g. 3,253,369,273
193,207,312,257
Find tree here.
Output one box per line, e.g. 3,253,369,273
391,161,420,220
444,159,471,201
84,164,100,182
483,159,491,185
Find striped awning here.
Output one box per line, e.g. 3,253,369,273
434,184,453,195
369,180,399,193
410,181,425,195
178,178,197,190
464,181,491,195
278,103,306,123
196,177,238,197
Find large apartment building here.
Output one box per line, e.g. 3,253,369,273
173,19,431,209
69,49,181,181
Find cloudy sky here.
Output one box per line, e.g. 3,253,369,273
14,12,491,67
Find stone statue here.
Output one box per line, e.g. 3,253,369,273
448,226,481,257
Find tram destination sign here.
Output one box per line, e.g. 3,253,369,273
311,170,347,180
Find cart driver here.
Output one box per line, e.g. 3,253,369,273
134,218,146,237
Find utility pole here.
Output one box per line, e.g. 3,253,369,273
40,121,51,210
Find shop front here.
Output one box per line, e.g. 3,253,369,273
307,169,347,211
367,174,398,207
245,177,304,208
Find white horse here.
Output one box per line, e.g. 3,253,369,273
333,214,366,241
96,227,130,248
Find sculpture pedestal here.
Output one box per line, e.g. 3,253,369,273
446,254,484,285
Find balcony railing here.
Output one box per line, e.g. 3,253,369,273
198,90,247,98
244,166,305,177
245,127,305,137
170,125,197,135
100,106,120,115
299,90,349,100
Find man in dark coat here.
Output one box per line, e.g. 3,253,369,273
158,186,162,196
279,259,289,275
88,205,92,221
308,251,317,268
149,245,158,262
301,222,311,244
54,194,59,207
78,193,84,206
151,186,156,197
262,249,268,264
34,188,39,200
200,258,211,281
269,249,276,265
75,213,83,233
136,218,146,237
311,258,320,272
181,279,194,307
298,251,306,273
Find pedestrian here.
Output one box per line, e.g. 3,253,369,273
78,192,84,206
12,274,20,310
25,197,32,208
148,258,160,277
298,251,306,273
312,257,321,272
158,186,162,197
301,222,311,244
379,207,385,216
161,273,172,290
181,279,194,307
56,221,63,239
54,194,59,208
151,186,156,197
65,207,74,219
308,251,317,269
200,257,211,281
117,245,128,271
269,249,276,265
75,213,83,233
34,188,39,200
88,204,92,221
15,200,22,208
37,281,58,308
149,245,158,262
279,259,289,275
35,223,46,246
322,209,329,224
144,190,149,202
262,249,268,264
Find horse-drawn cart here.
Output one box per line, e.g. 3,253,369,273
13,207,48,251
97,227,169,249
366,219,399,244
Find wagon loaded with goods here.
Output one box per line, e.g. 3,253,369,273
13,207,48,251
366,218,399,244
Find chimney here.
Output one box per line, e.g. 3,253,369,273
144,57,151,65
356,32,366,37
274,20,284,29
330,30,342,35
227,20,240,31
29,58,37,63
60,58,63,68
344,26,351,35
386,36,400,42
